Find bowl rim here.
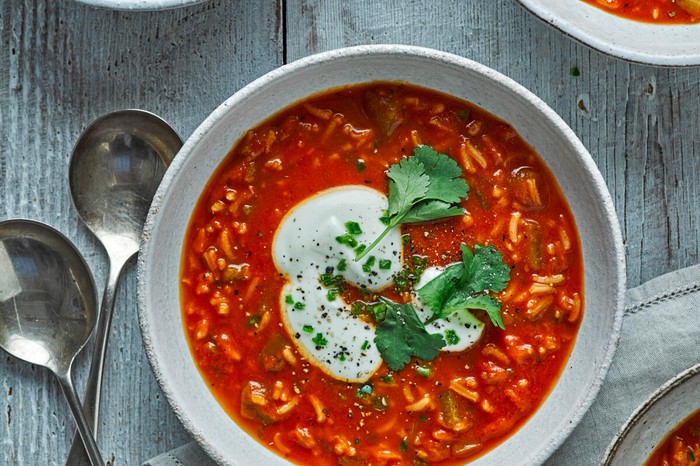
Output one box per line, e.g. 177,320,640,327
601,363,700,465
516,0,700,67
74,0,203,10
137,44,626,465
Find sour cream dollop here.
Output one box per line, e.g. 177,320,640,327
272,186,402,383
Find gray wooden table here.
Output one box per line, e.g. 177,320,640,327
1,1,698,465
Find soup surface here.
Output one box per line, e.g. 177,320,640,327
581,0,700,23
180,82,583,464
645,408,700,466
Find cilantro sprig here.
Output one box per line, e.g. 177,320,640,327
418,243,510,329
372,244,510,372
374,298,445,371
355,145,469,260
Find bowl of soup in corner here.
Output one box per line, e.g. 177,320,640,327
517,0,700,66
137,44,626,466
602,364,700,466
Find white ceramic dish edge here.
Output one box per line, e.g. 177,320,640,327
75,0,204,11
138,44,626,465
602,363,700,465
517,0,700,67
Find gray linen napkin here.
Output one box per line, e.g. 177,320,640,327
144,264,700,466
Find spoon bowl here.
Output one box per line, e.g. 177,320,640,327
66,109,182,466
0,219,103,466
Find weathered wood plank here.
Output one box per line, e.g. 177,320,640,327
0,0,282,464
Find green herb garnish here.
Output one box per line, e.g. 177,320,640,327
312,333,328,346
444,329,460,345
357,159,366,173
415,365,432,377
285,295,294,304
302,324,314,333
418,243,510,329
374,298,445,371
356,145,469,260
337,258,347,272
294,301,306,311
379,259,392,270
345,221,363,235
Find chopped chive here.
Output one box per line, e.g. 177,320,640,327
302,324,314,333
415,365,431,377
378,259,391,270
294,301,305,310
399,437,409,452
382,375,393,383
327,289,339,301
402,234,411,246
337,258,347,271
354,244,367,258
361,340,369,351
362,256,376,273
367,302,387,321
338,354,346,361
689,450,696,462
336,234,358,248
319,273,334,287
285,295,294,304
345,221,362,235
357,159,366,173
247,315,261,326
351,302,365,315
445,329,460,345
312,333,328,346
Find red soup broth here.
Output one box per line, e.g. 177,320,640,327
645,408,700,466
180,82,584,465
581,0,700,23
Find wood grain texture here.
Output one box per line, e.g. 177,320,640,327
1,0,699,464
0,0,282,464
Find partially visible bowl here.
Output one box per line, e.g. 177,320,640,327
602,364,700,465
75,0,204,10
137,45,626,465
517,0,700,66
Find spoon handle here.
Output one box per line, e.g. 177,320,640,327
66,256,129,466
57,369,106,466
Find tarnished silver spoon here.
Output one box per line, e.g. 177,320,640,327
0,219,104,466
66,110,182,466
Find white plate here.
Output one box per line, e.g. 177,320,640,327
76,0,204,10
603,364,700,465
517,0,700,66
138,45,626,465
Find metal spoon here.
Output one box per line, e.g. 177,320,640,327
0,219,104,466
66,110,182,465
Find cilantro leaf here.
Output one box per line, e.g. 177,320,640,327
386,156,430,218
413,145,469,204
461,244,511,295
374,299,446,371
418,243,510,329
400,200,465,224
443,293,505,330
357,146,469,260
415,263,463,312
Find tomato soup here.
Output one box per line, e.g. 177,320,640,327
646,409,700,466
581,0,700,23
180,82,583,465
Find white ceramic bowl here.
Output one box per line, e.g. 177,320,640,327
517,0,700,66
138,45,626,465
75,0,204,10
602,363,700,464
